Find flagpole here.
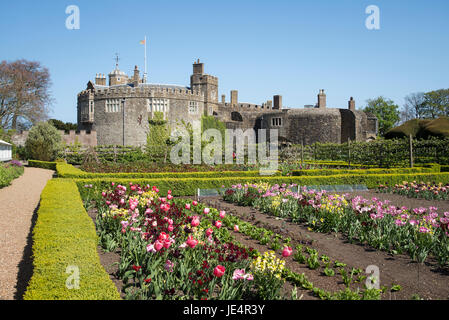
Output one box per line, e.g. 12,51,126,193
144,35,147,83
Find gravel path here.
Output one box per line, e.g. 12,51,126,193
0,167,54,300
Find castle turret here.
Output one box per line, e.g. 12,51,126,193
317,89,326,108
348,97,356,111
190,59,218,115
108,57,128,86
221,94,226,104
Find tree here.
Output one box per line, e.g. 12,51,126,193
25,122,62,161
146,112,170,162
48,119,77,132
403,92,425,120
422,89,449,118
363,96,400,136
0,60,52,130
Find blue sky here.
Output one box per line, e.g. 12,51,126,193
1,0,448,123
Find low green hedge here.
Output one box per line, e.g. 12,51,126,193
24,179,120,300
28,160,57,170
75,172,449,197
292,167,438,176
56,162,280,179
0,164,24,188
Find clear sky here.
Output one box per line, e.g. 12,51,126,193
1,0,448,123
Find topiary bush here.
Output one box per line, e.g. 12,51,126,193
25,122,62,161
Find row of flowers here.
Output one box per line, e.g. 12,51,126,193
377,181,449,201
222,183,449,266
95,182,288,300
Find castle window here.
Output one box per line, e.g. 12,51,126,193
89,100,94,113
189,101,199,114
272,117,282,127
147,98,169,113
106,99,121,113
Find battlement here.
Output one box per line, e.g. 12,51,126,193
11,130,98,147
81,85,204,100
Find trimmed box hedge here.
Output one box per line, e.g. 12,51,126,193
56,162,280,179
24,179,120,300
292,167,438,176
28,160,57,170
75,172,449,197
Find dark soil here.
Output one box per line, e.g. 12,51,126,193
200,194,449,301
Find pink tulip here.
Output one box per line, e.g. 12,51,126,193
203,208,210,215
154,241,163,251
282,246,293,258
219,211,226,219
215,220,222,229
234,225,239,232
185,203,191,210
206,228,213,237
167,194,173,200
168,224,174,232
191,216,200,227
167,190,172,195
192,201,198,206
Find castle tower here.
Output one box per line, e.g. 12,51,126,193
348,97,356,111
190,59,219,115
317,89,326,108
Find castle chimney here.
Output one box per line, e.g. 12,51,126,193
221,94,226,104
230,90,238,106
348,97,356,111
266,100,273,109
193,59,204,75
318,89,326,108
133,66,140,87
273,95,283,110
95,73,106,86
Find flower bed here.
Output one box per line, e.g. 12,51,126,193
93,183,290,300
87,183,387,300
222,183,449,267
0,161,24,188
377,181,449,201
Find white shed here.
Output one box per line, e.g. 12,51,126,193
0,140,12,162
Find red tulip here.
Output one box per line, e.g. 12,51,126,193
186,236,198,248
213,265,225,277
206,228,213,237
192,201,198,206
215,220,222,229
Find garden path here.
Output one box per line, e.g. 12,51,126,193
0,167,54,300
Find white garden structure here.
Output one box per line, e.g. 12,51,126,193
0,140,12,162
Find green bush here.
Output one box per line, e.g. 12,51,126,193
28,160,57,170
0,163,24,188
23,179,120,300
75,172,449,197
25,122,63,161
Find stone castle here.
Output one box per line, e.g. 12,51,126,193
76,59,377,146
